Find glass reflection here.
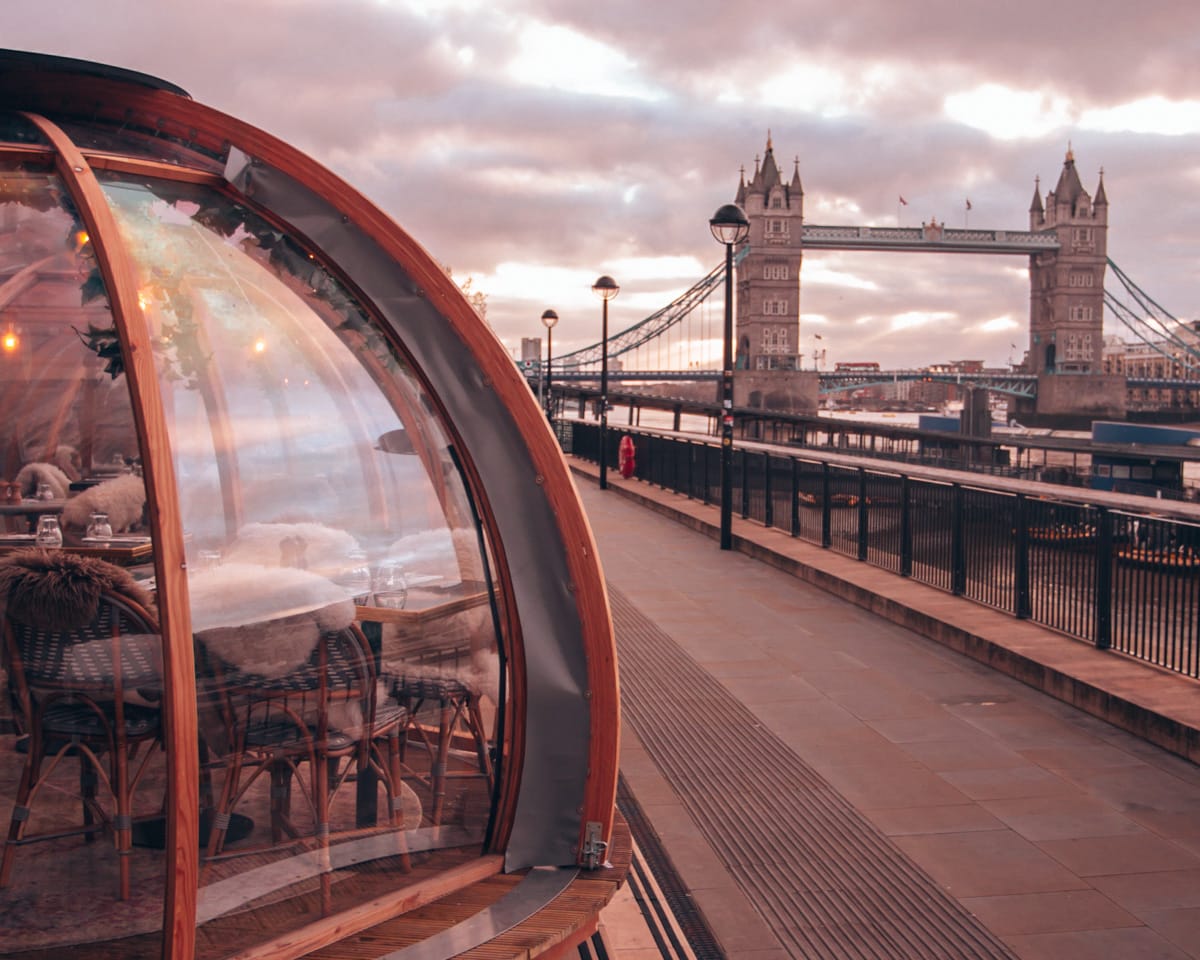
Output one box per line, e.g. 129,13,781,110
0,164,163,958
99,173,504,956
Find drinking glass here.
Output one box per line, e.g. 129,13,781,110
340,550,372,605
35,482,53,501
86,512,113,542
196,549,222,570
35,515,62,548
373,560,409,610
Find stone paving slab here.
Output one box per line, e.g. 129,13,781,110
574,462,1200,959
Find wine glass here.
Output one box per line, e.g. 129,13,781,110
35,515,62,548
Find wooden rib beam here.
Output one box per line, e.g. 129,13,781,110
21,111,201,960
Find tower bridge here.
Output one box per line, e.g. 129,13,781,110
534,136,1197,426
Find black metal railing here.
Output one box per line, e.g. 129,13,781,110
570,422,1200,680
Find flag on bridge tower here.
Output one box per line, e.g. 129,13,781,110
898,195,908,205
965,198,972,210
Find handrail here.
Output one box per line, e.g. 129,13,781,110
569,421,1200,681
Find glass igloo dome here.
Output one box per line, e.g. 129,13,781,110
0,51,620,960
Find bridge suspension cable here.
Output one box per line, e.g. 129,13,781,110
1105,258,1200,369
552,247,747,372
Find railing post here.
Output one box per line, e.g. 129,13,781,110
900,475,912,577
857,468,868,561
1014,493,1030,619
741,450,750,519
821,462,832,548
790,458,800,538
700,439,710,506
951,483,966,596
764,454,774,529
1094,506,1113,650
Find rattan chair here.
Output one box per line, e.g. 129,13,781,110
199,622,412,862
390,672,493,825
0,549,161,901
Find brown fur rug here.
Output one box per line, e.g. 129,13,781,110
0,548,155,632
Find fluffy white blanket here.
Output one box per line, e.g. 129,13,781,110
61,473,146,532
223,522,361,577
189,562,355,679
14,462,72,501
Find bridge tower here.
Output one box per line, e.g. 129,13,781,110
735,134,804,373
1027,148,1108,374
1017,147,1124,424
730,134,818,413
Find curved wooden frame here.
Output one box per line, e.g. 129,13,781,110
0,64,619,959
21,112,201,960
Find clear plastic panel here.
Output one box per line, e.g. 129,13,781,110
98,172,504,956
0,164,163,958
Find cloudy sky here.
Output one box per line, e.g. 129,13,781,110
10,1,1200,370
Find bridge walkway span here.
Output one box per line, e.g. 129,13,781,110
572,458,1200,960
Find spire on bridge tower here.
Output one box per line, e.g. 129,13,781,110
736,165,747,205
1050,145,1088,217
1095,168,1108,207
1029,175,1044,226
792,156,803,195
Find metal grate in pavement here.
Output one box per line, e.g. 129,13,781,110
618,773,723,960
610,585,1018,960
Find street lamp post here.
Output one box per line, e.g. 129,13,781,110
592,275,619,489
540,308,558,420
709,203,750,550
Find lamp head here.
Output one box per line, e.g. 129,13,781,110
709,203,750,245
540,308,559,330
591,275,619,301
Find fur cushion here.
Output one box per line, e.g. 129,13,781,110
61,473,146,532
14,462,71,501
0,548,156,632
189,562,355,679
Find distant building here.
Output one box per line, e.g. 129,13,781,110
1103,331,1200,412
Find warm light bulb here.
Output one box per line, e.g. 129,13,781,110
253,337,267,354
2,331,17,353
74,230,90,250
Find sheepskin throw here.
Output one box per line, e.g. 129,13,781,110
61,473,146,533
189,562,355,679
0,548,156,632
14,462,71,501
222,522,361,575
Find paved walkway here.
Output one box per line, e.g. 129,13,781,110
573,459,1200,960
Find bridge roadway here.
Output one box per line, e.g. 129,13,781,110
572,457,1200,959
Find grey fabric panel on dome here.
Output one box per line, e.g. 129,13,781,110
224,147,591,871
